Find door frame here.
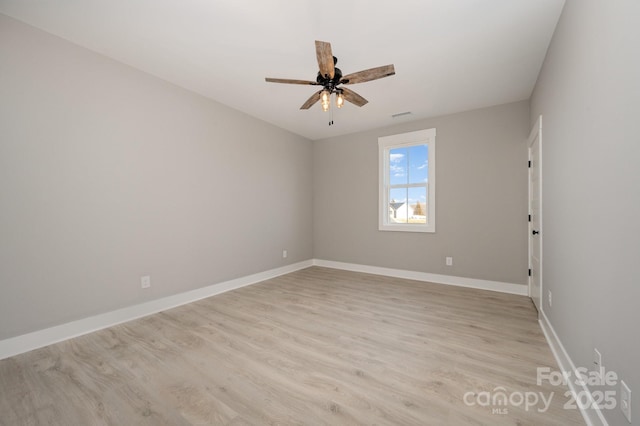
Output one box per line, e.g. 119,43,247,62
528,115,543,311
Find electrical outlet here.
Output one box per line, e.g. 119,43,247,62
282,250,288,259
141,275,151,289
548,290,552,307
593,348,604,378
445,256,453,266
621,380,631,422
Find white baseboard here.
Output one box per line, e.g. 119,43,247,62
0,260,313,360
539,309,608,426
312,259,528,296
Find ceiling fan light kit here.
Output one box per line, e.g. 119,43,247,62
265,40,395,113
321,89,330,111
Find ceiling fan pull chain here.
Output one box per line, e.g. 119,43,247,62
329,102,334,126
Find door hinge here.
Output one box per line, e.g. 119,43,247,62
528,268,532,277
528,160,532,168
528,214,531,222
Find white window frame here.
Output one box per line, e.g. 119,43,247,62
378,128,436,233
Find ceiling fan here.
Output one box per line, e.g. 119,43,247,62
265,40,395,112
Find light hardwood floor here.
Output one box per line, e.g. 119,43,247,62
0,267,584,425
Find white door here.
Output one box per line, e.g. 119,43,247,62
528,116,542,312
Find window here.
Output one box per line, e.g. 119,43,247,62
379,128,436,232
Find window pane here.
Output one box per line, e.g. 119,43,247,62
389,147,408,186
389,187,407,223
408,144,428,184
408,186,427,224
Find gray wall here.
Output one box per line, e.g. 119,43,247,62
313,101,530,285
0,14,313,340
530,1,640,424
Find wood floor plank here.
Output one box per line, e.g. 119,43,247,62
0,267,585,425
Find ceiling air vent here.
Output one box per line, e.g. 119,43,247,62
391,111,412,118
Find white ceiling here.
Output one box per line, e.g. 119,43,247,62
0,0,565,140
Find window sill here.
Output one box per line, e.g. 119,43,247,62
378,224,435,233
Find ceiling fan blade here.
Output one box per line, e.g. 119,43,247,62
340,88,368,107
315,40,335,79
300,91,321,110
265,78,319,85
341,64,395,85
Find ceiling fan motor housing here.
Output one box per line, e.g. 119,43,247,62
317,67,343,91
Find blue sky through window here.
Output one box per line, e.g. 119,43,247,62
389,145,428,204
